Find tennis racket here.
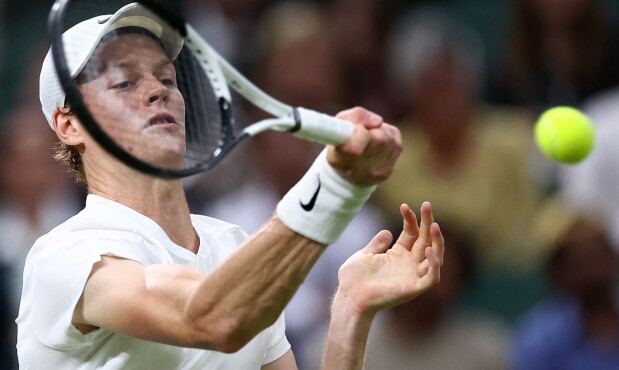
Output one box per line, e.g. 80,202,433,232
47,0,354,178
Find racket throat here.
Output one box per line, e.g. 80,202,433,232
289,108,302,133
218,97,236,144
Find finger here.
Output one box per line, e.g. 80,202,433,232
336,123,401,185
364,112,384,129
416,247,441,292
338,124,372,156
416,222,444,275
383,123,402,155
327,125,371,170
327,124,388,181
394,203,419,251
364,124,402,182
336,107,384,130
383,124,402,168
431,222,445,266
412,201,434,262
419,202,434,240
337,119,394,159
417,259,429,276
362,230,393,255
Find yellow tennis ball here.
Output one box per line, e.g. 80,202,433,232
534,106,595,164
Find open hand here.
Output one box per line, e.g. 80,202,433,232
336,202,444,315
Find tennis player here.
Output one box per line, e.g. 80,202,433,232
17,4,444,369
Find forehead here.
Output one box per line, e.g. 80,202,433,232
94,33,169,63
78,33,172,82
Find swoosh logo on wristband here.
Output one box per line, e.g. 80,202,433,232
300,175,321,211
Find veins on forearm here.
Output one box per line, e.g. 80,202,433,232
184,216,325,347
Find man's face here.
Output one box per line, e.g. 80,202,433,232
78,33,186,169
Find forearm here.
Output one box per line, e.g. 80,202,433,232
320,291,375,370
182,114,396,350
184,216,325,351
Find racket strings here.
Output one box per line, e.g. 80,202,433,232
175,48,228,169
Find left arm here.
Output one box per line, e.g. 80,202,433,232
262,349,298,370
262,202,443,370
320,202,444,370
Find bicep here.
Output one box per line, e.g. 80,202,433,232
262,349,298,370
73,255,205,347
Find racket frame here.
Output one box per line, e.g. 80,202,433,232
49,0,353,179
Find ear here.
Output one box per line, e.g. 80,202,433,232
53,107,84,146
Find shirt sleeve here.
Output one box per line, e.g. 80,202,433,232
27,231,154,350
262,312,291,365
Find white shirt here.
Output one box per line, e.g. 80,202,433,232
16,195,289,369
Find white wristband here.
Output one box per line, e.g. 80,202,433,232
276,150,377,245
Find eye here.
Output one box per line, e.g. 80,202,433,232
161,78,176,87
113,80,134,89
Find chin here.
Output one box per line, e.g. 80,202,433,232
151,148,187,169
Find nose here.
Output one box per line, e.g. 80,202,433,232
143,77,169,105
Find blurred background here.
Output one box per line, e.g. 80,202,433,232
2,0,619,369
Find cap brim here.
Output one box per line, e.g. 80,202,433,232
70,2,184,77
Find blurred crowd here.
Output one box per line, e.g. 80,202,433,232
2,0,619,369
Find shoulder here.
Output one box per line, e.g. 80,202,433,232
191,214,251,254
26,197,173,266
191,214,248,237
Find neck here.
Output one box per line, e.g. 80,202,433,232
86,162,199,253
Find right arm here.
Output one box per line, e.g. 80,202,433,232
73,107,402,352
74,216,324,352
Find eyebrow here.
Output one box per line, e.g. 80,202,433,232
97,58,174,75
105,58,174,72
78,56,174,85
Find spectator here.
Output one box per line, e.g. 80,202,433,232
327,0,399,119
513,199,619,369
181,0,275,70
559,86,619,246
486,0,619,109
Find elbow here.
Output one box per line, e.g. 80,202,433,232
184,316,256,353
209,327,254,354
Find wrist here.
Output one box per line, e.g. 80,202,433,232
276,150,376,245
331,289,376,325
320,289,374,370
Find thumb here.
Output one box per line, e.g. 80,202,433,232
331,125,371,159
362,230,393,255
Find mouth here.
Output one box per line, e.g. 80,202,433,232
147,113,177,128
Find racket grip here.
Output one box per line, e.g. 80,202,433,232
294,107,355,146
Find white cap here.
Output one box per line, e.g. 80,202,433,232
40,2,184,130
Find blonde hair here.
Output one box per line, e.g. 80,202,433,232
53,106,86,183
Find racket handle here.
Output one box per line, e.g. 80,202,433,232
294,107,355,146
